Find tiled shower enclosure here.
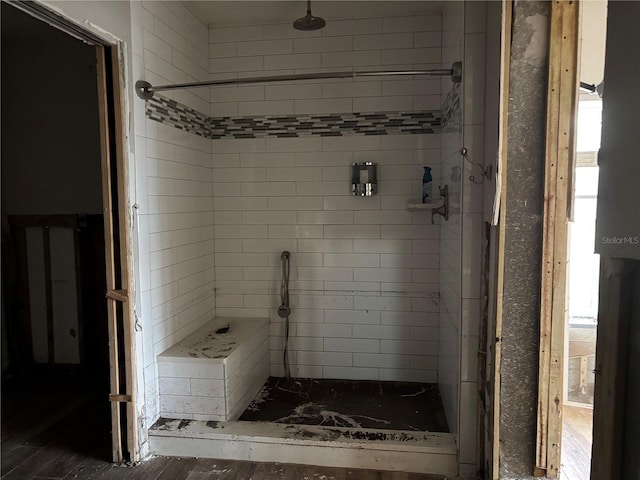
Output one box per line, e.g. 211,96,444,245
127,1,492,476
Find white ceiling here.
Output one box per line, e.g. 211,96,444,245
186,1,444,27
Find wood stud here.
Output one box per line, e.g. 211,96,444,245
536,1,579,477
96,45,123,464
491,1,513,478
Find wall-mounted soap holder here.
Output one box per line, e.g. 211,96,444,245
351,162,377,196
406,184,449,224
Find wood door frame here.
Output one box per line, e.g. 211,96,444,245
536,1,580,477
8,1,138,463
489,1,512,478
96,43,138,464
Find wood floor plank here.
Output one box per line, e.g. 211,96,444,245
154,457,200,480
0,445,41,476
125,456,175,480
64,464,114,480
560,405,593,480
296,463,348,480
252,462,303,480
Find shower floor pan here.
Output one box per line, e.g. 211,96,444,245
239,377,449,432
149,378,457,475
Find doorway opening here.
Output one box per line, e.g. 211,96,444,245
560,2,607,479
1,2,134,470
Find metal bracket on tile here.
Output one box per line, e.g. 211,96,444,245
460,147,492,184
431,185,449,224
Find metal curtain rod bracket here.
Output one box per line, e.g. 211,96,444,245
580,81,596,93
136,61,462,100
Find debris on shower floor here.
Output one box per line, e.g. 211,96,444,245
239,377,449,432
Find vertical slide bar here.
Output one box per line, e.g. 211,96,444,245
95,45,123,464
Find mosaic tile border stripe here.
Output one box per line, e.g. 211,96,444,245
441,83,461,131
147,95,211,138
146,94,448,139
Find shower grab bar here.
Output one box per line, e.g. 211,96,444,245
135,62,462,100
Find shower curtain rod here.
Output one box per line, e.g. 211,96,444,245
135,61,462,100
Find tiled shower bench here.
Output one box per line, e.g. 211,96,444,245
158,317,270,422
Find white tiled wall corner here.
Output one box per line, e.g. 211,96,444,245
454,2,490,473
438,0,464,439
459,380,478,465
133,1,215,433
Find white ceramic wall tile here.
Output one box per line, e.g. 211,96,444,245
324,309,381,325
210,25,263,43
210,42,237,58
139,1,216,433
240,153,295,168
321,50,381,68
138,11,446,385
460,334,478,382
323,366,379,381
237,39,293,56
295,98,353,115
264,23,322,40
321,18,383,37
381,311,438,326
266,84,323,101
295,151,353,167
241,183,296,197
211,85,264,103
437,0,464,442
265,53,322,70
381,79,441,97
461,213,483,299
294,36,352,53
463,33,487,126
352,33,413,51
383,15,441,33
459,381,478,464
298,351,353,367
321,81,381,99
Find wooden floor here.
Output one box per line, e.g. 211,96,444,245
1,370,449,480
560,404,593,480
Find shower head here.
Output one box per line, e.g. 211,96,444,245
293,0,326,31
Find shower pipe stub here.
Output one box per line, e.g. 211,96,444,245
135,61,462,100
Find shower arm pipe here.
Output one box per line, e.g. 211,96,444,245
135,61,462,100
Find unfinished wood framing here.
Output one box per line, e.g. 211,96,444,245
96,45,123,464
490,1,512,478
110,44,139,462
95,43,138,463
536,1,580,477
